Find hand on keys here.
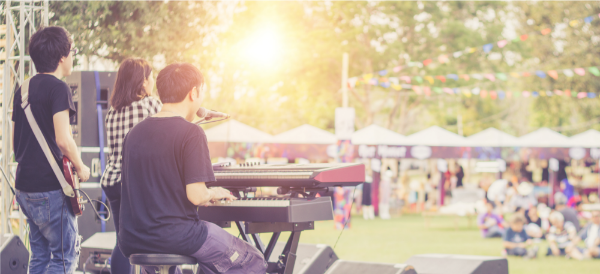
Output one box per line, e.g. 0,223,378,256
202,187,237,206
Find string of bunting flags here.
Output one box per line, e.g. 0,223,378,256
349,13,600,85
407,84,599,100
349,65,600,90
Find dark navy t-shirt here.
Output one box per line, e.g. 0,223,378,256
12,74,76,192
118,116,216,256
503,227,529,243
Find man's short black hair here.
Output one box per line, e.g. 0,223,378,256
156,63,204,103
29,26,73,73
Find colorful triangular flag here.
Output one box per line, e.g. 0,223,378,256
484,74,496,81
541,28,552,35
563,69,574,77
535,71,546,79
483,43,494,53
497,40,508,48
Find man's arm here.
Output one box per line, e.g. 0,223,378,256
54,109,90,182
186,183,235,206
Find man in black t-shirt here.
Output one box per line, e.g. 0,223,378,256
12,26,90,273
119,63,267,274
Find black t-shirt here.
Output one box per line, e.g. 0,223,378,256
118,117,216,256
525,209,542,227
12,74,76,192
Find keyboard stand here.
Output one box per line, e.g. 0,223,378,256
216,221,315,274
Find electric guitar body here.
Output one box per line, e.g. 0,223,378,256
63,156,83,216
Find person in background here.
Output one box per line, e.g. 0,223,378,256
547,211,578,257
555,192,581,232
379,167,392,219
478,200,506,238
455,164,464,188
362,169,374,220
508,182,537,213
524,206,544,239
568,210,600,260
502,215,537,258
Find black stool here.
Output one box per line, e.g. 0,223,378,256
129,254,198,274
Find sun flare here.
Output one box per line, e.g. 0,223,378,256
240,27,283,67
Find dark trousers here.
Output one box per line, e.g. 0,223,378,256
102,183,132,274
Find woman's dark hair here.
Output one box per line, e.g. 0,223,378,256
110,58,152,110
156,63,204,103
29,26,73,73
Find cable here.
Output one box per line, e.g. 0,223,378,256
100,259,109,274
0,164,16,195
61,199,66,274
82,254,93,274
332,187,357,251
79,189,111,222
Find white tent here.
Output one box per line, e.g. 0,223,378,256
569,129,600,148
273,124,336,144
517,127,571,148
351,124,407,145
466,128,520,147
204,119,274,143
405,126,468,147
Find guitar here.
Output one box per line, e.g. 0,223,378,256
63,156,84,216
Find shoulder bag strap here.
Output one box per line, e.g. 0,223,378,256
20,78,75,197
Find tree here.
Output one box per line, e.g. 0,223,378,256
51,1,238,70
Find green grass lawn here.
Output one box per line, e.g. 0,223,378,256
227,214,598,274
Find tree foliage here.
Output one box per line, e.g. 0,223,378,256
49,1,600,137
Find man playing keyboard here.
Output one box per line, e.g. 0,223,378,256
118,62,267,274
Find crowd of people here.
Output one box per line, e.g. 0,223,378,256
478,188,600,260
351,157,599,261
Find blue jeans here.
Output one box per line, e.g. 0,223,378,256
141,222,267,274
484,225,504,238
16,189,80,274
506,247,527,256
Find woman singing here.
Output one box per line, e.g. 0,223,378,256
100,58,161,274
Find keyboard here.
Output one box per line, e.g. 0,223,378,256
209,163,365,188
197,197,334,223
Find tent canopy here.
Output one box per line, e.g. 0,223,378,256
405,126,468,147
204,119,274,143
570,129,600,148
351,124,407,145
466,128,520,147
517,127,571,148
273,124,336,144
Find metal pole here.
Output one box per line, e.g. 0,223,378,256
341,53,349,108
1,0,14,236
1,0,47,237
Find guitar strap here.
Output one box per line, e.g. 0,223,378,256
20,78,75,197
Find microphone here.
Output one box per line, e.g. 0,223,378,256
196,107,230,120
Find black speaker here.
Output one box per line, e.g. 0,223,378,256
325,260,416,274
78,183,116,242
405,254,508,274
268,243,338,274
66,71,116,183
0,234,29,274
